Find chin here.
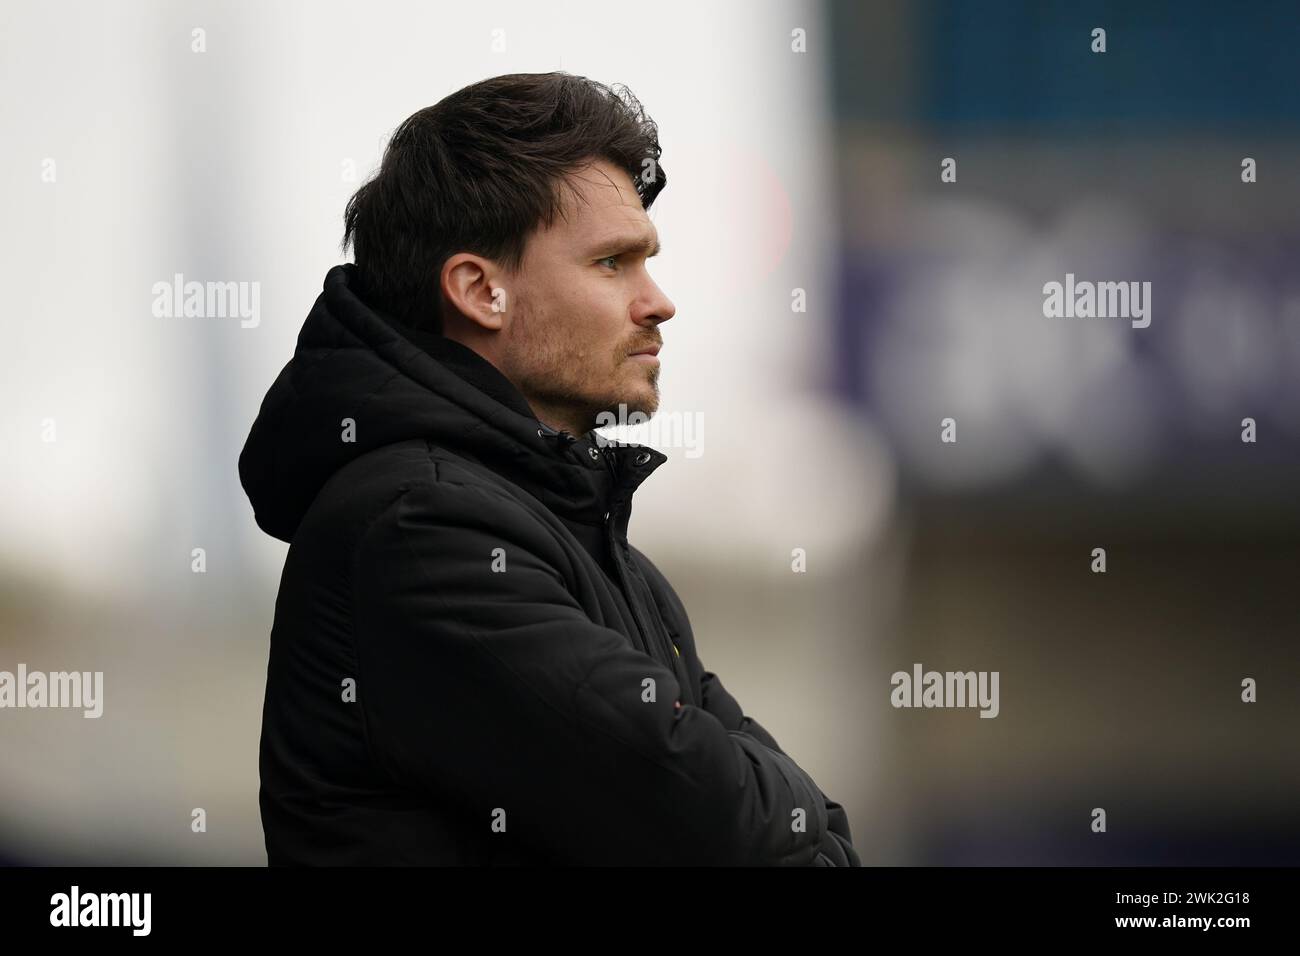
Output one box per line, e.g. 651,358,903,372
627,387,660,419
596,390,659,425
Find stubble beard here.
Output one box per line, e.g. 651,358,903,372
509,313,660,434
524,358,659,435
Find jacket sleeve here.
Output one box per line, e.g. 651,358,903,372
700,668,862,867
350,480,831,865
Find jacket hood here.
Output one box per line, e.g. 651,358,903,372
239,263,665,543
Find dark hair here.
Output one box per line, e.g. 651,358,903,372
342,72,667,333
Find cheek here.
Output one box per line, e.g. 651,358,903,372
598,287,637,342
526,269,630,369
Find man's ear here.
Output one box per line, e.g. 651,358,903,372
440,253,510,332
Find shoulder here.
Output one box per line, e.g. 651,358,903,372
308,439,554,552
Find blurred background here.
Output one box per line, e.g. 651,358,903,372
1,0,1297,864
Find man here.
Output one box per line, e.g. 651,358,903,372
239,72,859,866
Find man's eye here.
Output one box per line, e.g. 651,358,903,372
596,255,619,270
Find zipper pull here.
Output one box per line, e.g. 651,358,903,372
536,423,578,446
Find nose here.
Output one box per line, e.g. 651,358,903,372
635,274,676,327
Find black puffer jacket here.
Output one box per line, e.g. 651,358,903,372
238,263,860,866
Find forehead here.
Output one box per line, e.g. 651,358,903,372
545,160,656,249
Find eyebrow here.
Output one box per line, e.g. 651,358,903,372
588,233,662,258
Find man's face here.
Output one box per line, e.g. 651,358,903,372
493,158,675,435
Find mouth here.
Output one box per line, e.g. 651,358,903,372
629,344,661,364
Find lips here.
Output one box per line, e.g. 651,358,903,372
629,344,661,357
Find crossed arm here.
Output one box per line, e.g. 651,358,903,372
353,479,858,865
698,668,860,866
